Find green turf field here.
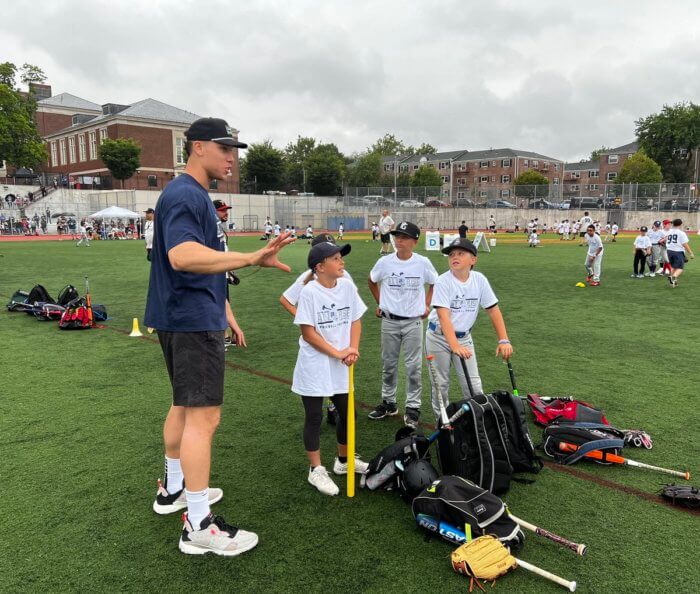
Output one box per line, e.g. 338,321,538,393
1,233,698,593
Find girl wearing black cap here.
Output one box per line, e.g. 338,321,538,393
291,241,369,495
632,226,651,278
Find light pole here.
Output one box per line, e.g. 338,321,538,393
394,154,398,207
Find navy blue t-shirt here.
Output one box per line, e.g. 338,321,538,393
144,174,227,332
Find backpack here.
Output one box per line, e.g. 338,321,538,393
365,428,431,491
491,390,543,475
412,475,524,549
6,290,29,311
542,421,625,465
27,284,54,305
57,285,79,307
527,393,609,426
436,395,513,495
58,298,93,330
32,302,66,321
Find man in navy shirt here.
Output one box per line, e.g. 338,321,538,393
145,117,294,556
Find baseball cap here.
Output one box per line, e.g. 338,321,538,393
390,221,420,239
311,233,335,246
441,237,478,256
212,199,231,211
640,226,648,232
653,220,661,227
144,208,154,214
185,117,247,148
662,219,672,225
308,242,351,270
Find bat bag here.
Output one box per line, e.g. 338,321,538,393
542,421,625,464
527,393,609,426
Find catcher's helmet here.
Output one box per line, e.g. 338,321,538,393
400,459,439,501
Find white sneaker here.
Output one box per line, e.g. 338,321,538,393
179,513,258,556
650,272,656,277
152,480,224,515
333,455,370,475
308,465,339,496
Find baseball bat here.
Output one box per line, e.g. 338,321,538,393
508,512,587,556
515,558,577,592
347,364,355,497
506,360,519,397
558,442,689,480
427,403,471,443
426,354,452,439
458,355,478,398
84,275,94,327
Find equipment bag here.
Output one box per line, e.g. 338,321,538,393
7,290,29,311
527,393,609,426
412,475,524,549
27,284,55,306
32,302,66,321
491,390,543,475
365,428,431,491
58,298,92,330
436,395,513,495
542,421,625,465
57,284,79,307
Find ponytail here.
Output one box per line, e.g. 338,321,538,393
302,270,315,285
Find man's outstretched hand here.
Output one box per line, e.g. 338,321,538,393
255,231,296,272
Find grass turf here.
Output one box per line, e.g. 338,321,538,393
1,232,698,593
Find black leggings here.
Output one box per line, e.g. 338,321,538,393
634,249,648,275
301,394,348,451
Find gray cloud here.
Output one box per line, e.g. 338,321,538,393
2,0,699,161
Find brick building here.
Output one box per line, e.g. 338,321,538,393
37,90,243,192
563,141,639,197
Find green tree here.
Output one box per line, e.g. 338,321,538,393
284,136,316,190
368,133,409,156
20,64,47,87
305,143,346,195
616,151,663,184
413,143,437,155
589,146,612,162
240,140,285,192
636,102,700,182
513,170,549,198
0,62,48,168
410,164,442,187
346,152,381,187
98,138,141,189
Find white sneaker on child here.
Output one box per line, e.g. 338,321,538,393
333,456,369,475
308,465,339,496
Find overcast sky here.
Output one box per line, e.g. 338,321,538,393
3,0,699,161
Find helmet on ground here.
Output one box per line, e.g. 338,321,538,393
399,459,440,501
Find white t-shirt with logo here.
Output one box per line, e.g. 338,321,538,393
283,270,355,307
428,270,498,334
647,229,664,244
634,235,651,250
612,224,619,234
580,215,593,228
370,253,439,318
665,228,689,253
292,278,367,396
379,215,394,235
584,232,604,257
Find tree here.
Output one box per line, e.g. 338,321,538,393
636,102,700,182
0,61,48,168
513,170,549,198
413,143,437,156
283,135,316,190
98,138,141,189
616,151,663,184
410,164,442,187
368,133,409,156
346,151,381,187
589,146,612,162
305,143,346,195
20,64,47,87
240,140,285,192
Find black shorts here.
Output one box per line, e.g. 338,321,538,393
380,233,391,244
668,251,685,269
158,330,225,406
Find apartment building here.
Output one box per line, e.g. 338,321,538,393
563,141,639,196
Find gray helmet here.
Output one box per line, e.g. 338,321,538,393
399,459,440,501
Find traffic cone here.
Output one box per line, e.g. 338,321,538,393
129,317,143,337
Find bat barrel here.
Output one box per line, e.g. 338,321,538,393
516,558,577,591
508,513,587,556
347,365,355,497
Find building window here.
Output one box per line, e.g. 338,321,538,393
571,184,580,191
99,128,107,144
441,175,450,183
501,175,510,183
399,164,409,172
209,179,218,190
543,162,549,170
412,164,419,171
147,175,157,187
479,190,488,198
501,158,511,167
554,163,560,171
68,137,76,163
501,189,510,197
457,192,465,199
439,161,450,170
480,161,489,168
50,142,58,167
532,160,539,167
608,154,618,164
523,159,529,167
553,177,559,185
59,139,66,165
589,170,599,178
570,171,580,179
175,137,186,165
607,172,618,181
78,134,86,162
480,175,489,183
457,178,466,186
588,184,599,190
89,132,97,160
456,162,467,171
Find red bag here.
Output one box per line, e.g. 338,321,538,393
58,298,93,330
526,394,609,427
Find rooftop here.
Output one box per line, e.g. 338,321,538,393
38,93,102,112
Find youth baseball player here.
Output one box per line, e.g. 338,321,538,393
583,224,604,285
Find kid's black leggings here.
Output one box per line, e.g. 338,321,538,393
301,394,348,451
634,249,648,275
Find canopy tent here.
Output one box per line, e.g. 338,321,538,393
89,206,142,219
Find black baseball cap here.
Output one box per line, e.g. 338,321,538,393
311,233,335,246
640,226,648,232
212,199,231,210
144,208,154,214
308,242,351,270
441,237,478,256
185,117,247,148
390,221,420,239
653,220,661,227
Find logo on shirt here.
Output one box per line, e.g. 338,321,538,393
450,293,478,312
387,272,421,289
317,303,351,326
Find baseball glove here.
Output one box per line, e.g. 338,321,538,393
660,484,700,509
451,535,517,591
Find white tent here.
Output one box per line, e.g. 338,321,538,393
89,206,142,219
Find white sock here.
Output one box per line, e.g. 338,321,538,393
164,456,184,494
185,488,210,529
